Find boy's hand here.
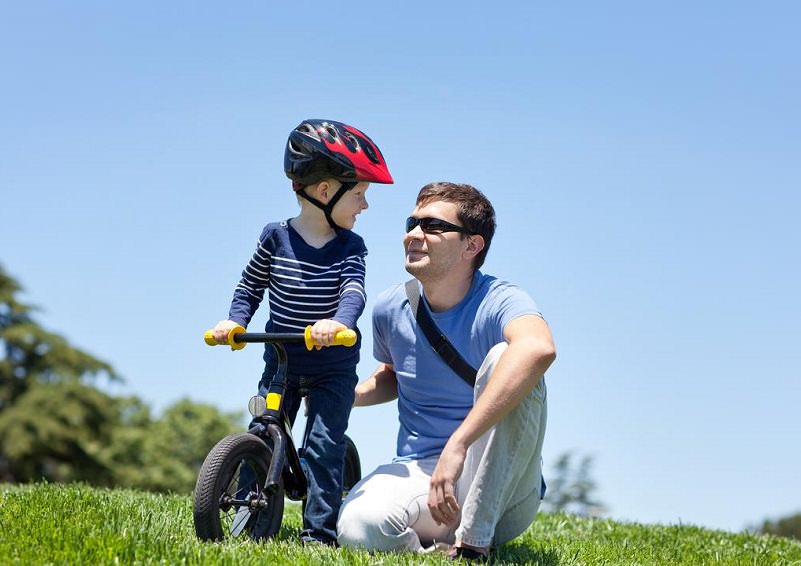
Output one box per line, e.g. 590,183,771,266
211,320,241,344
310,319,348,347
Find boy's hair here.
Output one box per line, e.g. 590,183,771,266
416,182,496,270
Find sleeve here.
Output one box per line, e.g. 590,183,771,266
372,288,393,364
332,238,368,329
492,283,543,334
227,226,273,327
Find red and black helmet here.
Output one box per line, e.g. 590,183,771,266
285,119,394,187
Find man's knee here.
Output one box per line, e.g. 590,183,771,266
337,498,408,551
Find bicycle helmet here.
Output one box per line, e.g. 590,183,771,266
284,119,394,230
285,119,394,186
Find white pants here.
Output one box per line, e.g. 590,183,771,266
338,343,548,551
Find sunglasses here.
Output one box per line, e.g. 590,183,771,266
405,216,475,235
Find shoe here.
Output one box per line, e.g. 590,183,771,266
299,534,337,547
422,542,452,554
448,545,489,563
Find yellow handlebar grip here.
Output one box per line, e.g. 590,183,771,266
304,326,316,350
204,326,246,350
227,325,246,350
304,326,357,350
332,329,357,347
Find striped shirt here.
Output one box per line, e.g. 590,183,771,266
228,220,367,373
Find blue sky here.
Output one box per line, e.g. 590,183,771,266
2,1,799,533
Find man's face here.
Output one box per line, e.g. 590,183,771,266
404,200,470,280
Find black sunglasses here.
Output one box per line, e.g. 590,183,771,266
405,216,474,235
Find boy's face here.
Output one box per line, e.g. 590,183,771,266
330,182,370,230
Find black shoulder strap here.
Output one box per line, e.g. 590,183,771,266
405,279,477,387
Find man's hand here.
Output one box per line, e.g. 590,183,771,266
428,441,467,527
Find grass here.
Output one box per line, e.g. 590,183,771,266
1,483,800,565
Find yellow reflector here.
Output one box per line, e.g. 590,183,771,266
266,392,281,411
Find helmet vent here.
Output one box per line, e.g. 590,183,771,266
296,123,320,141
362,142,380,164
343,132,361,153
287,140,307,157
321,123,339,143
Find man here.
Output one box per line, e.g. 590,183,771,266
337,182,556,562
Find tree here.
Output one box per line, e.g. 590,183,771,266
103,398,242,494
0,264,119,483
0,265,243,491
759,513,801,541
0,264,118,412
541,451,606,517
0,380,119,484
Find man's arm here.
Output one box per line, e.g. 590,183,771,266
427,314,556,526
354,363,398,407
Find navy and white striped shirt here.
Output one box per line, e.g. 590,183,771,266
228,220,367,373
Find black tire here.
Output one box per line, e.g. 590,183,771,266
342,434,361,495
193,432,284,542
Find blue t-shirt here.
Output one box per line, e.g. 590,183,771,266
372,271,542,460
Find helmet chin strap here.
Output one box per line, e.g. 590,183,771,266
297,182,357,231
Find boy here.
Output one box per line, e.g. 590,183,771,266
210,119,393,544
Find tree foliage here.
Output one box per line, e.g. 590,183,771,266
0,264,242,492
759,512,801,541
0,265,118,412
103,398,242,494
0,380,119,484
541,452,606,517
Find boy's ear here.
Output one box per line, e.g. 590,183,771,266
313,180,334,203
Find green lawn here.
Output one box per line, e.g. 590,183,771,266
1,483,799,565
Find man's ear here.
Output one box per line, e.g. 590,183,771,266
464,234,485,260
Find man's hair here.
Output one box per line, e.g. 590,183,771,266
416,182,496,270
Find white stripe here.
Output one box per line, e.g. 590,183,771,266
271,253,365,268
270,302,338,317
269,292,340,310
270,284,339,302
271,272,340,284
271,278,340,297
272,263,364,278
271,310,333,326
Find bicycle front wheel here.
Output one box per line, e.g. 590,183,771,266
193,432,284,541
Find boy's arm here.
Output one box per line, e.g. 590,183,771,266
354,363,398,407
332,247,367,329
313,247,367,345
228,231,272,327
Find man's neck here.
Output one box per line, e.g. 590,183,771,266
420,271,475,312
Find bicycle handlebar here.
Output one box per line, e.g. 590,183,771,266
203,325,357,351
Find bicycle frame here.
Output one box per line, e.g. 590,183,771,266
246,337,307,500
196,325,358,541
206,327,356,500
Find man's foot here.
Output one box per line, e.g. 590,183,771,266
448,544,489,563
